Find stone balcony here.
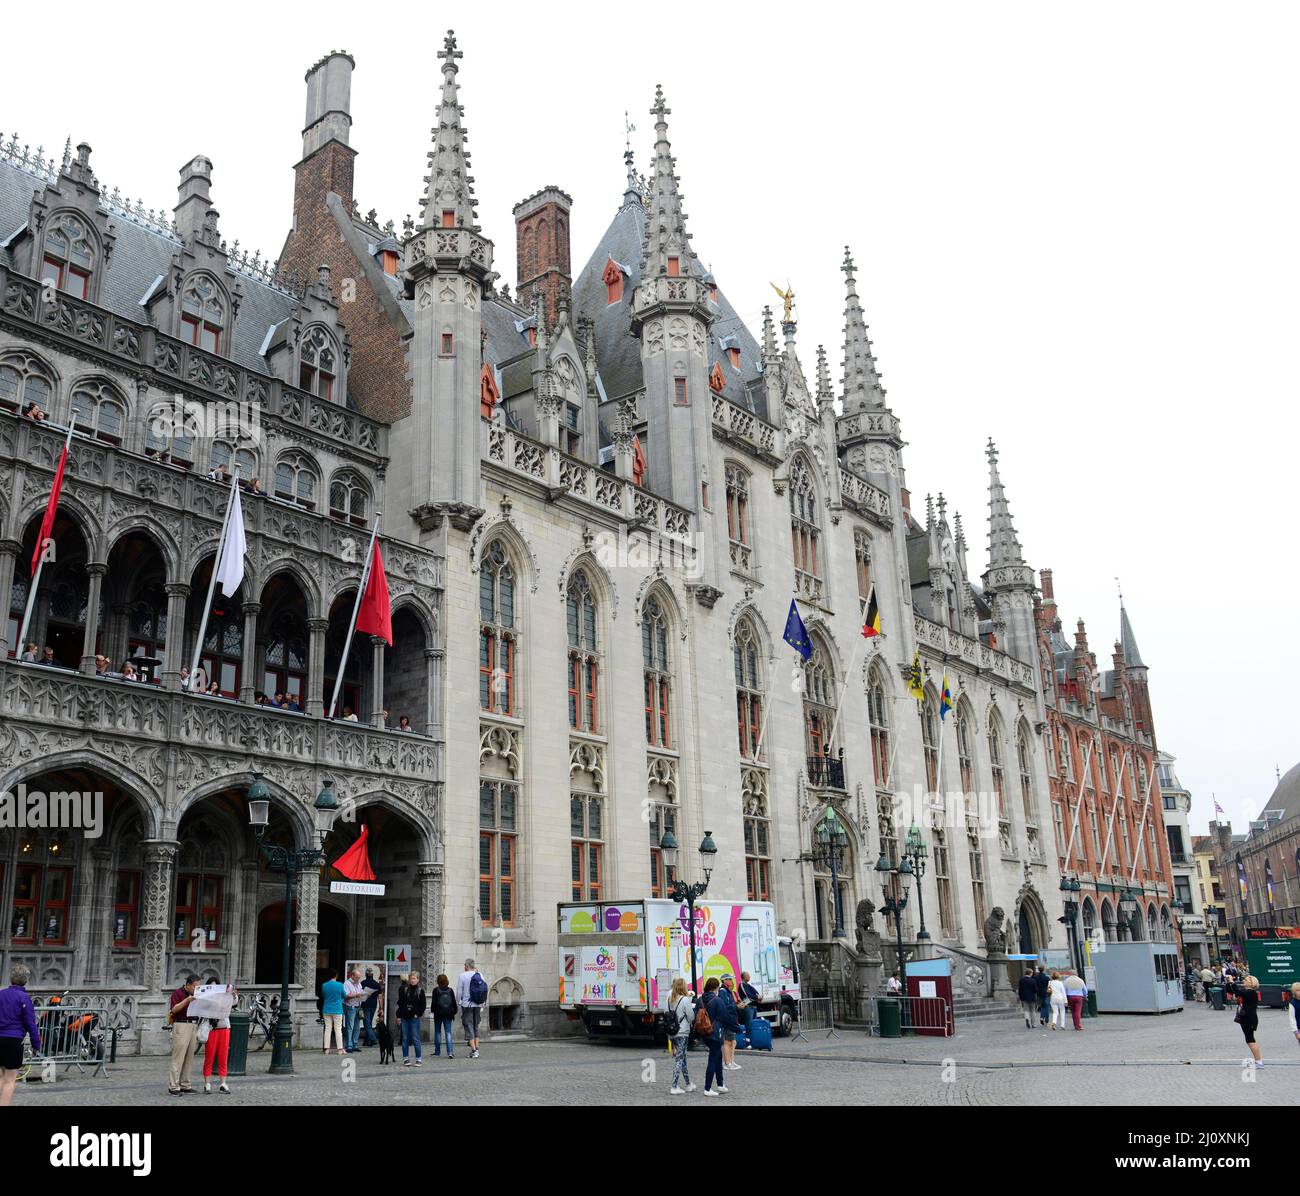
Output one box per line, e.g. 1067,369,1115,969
913,614,1035,691
711,393,779,462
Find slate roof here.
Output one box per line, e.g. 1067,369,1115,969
1262,762,1300,823
0,158,298,376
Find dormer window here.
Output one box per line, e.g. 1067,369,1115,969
666,256,680,278
709,282,718,303
441,209,456,229
441,332,454,355
726,346,741,370
562,404,581,455
380,250,399,275
41,213,94,299
709,362,726,394
299,326,338,400
480,362,501,420
180,275,225,354
602,258,624,305
526,327,537,347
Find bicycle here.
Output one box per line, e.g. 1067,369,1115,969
244,993,278,1051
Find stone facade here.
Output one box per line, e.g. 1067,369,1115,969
0,34,1179,1047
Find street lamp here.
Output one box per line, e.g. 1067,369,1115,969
902,822,930,943
1205,904,1222,962
876,849,911,1020
248,773,338,1075
1058,875,1083,973
814,810,850,938
663,830,717,996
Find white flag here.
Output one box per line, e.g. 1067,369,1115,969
213,484,246,596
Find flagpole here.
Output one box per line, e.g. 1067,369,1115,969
934,705,947,806
826,631,867,755
1128,753,1158,885
16,422,75,656
187,467,241,691
1098,743,1126,877
328,515,381,720
1059,735,1096,868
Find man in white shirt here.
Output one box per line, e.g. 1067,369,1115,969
343,967,366,1053
456,959,486,1059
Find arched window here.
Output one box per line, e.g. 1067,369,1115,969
854,529,872,604
174,824,227,949
803,633,836,775
725,464,751,573
742,769,770,902
956,704,974,795
70,379,126,444
274,453,319,510
868,666,890,788
1018,725,1036,825
1058,727,1073,781
41,212,94,298
479,541,516,716
126,581,168,672
210,441,257,482
329,472,370,527
934,829,955,937
180,274,226,353
199,600,243,698
144,402,198,466
921,693,939,792
9,830,75,946
0,352,53,415
566,571,599,733
988,714,1006,820
968,824,987,938
789,459,821,598
734,617,763,760
299,326,339,401
642,596,672,748
263,610,307,706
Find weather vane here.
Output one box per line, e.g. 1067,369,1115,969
624,111,636,152
770,280,796,324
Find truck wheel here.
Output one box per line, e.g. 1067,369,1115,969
777,1006,794,1037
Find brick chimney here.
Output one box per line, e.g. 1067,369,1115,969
513,186,572,331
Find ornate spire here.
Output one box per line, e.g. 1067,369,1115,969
1119,599,1146,669
762,305,778,358
621,147,642,210
640,86,694,277
815,344,833,403
986,439,1025,569
420,30,479,231
841,246,886,413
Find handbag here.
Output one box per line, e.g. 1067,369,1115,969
195,1020,211,1044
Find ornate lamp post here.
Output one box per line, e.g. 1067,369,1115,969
1058,875,1083,972
875,849,912,1010
814,810,849,938
1205,904,1222,962
1119,886,1139,942
247,772,338,1075
661,829,718,996
901,822,930,944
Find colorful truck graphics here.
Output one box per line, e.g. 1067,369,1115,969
558,898,800,1038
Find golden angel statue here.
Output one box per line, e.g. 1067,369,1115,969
770,280,796,324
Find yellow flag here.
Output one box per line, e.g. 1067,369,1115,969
907,650,925,702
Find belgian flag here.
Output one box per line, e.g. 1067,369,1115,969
861,584,881,639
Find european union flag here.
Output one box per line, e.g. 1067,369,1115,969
783,599,812,661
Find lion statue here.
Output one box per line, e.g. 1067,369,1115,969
984,906,1008,954
855,898,882,957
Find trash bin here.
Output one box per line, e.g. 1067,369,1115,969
226,1011,251,1076
1184,979,1196,1002
1210,986,1224,1011
1085,990,1098,1018
878,997,901,1038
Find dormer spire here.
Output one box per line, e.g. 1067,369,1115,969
640,85,694,278
841,245,887,413
419,30,479,232
986,438,1025,569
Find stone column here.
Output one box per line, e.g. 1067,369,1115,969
138,839,179,1054
0,538,19,658
306,617,328,718
424,648,443,739
370,634,386,728
292,866,320,1047
236,858,260,984
80,563,107,674
81,846,114,986
419,860,444,987
239,601,261,704
162,582,190,690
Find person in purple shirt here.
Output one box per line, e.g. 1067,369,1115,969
0,964,40,1106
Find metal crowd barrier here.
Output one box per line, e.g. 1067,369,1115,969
21,999,112,1080
872,993,954,1037
793,996,840,1040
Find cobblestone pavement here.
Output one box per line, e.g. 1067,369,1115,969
12,1006,1297,1106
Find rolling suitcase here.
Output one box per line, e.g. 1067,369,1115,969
748,1017,773,1050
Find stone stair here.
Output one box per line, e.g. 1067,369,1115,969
951,993,1023,1024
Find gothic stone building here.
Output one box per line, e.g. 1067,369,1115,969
0,36,1175,1046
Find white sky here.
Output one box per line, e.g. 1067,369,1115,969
5,1,1296,833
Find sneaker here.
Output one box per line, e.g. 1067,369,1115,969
413,1058,423,1066
669,1086,685,1095
685,1082,696,1092
219,1083,230,1093
448,1054,455,1059
471,1049,480,1059
702,1088,718,1097
725,1062,742,1070
403,1058,411,1066
716,1084,730,1093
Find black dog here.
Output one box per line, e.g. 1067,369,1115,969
375,1019,395,1064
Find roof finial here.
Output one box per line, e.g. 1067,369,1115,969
986,438,1026,570
841,245,886,413
638,85,695,278
421,30,477,231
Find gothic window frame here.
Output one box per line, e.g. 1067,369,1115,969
933,828,956,938
725,462,751,549
273,451,320,511
479,540,518,718
328,470,371,528
178,272,228,355
39,210,96,300
199,600,244,698
920,689,940,793
479,778,518,927
144,401,199,467
641,594,673,749
854,528,872,605
802,630,836,761
570,791,604,903
298,325,342,403
789,456,822,596
1017,721,1037,827
868,662,891,790
566,570,600,734
967,824,987,940
69,377,127,445
0,351,54,416
956,700,975,797
742,770,771,903
734,615,764,761
210,440,258,483
988,711,1007,822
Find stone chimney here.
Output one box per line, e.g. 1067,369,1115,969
303,50,355,159
513,186,572,331
174,156,214,243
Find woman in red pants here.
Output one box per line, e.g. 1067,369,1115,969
1062,970,1088,1030
202,1008,232,1094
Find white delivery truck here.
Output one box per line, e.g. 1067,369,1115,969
558,898,800,1040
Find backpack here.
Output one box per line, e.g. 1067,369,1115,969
434,988,456,1018
694,999,714,1038
469,972,488,1004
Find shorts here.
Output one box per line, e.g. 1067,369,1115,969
0,1036,27,1069
721,1027,735,1042
1239,1018,1258,1045
461,1006,482,1038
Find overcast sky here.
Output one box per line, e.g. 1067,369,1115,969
5,2,1295,832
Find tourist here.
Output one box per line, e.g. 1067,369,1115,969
667,976,695,1095
1048,971,1068,1030
1200,965,1215,1005
95,655,110,675
343,966,366,1053
718,975,741,1070
20,643,37,662
248,477,261,495
1288,982,1300,1045
886,971,902,995
208,463,227,483
457,959,487,1059
699,977,735,1096
737,971,761,1033
1017,968,1039,1029
167,974,201,1095
0,964,40,1107
396,971,426,1066
430,973,458,1058
1225,974,1263,1066
342,706,359,722
190,664,208,693
1034,964,1050,1026
40,646,55,666
360,967,382,1046
201,987,234,1094
398,715,413,732
321,970,346,1056
1063,970,1087,1030
121,660,138,681
22,401,46,422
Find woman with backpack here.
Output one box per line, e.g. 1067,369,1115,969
667,977,696,1095
431,974,459,1059
698,977,736,1096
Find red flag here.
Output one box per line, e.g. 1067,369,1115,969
632,434,646,487
31,440,69,576
331,824,376,882
355,539,392,645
